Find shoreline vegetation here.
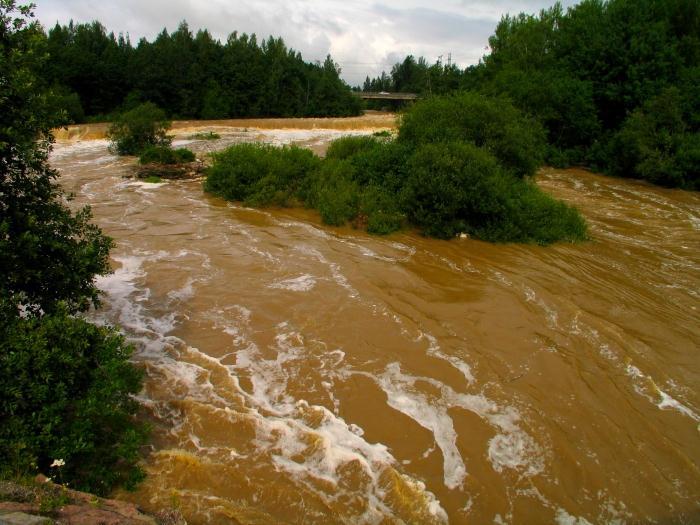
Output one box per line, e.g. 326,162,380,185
361,0,700,191
2,0,148,503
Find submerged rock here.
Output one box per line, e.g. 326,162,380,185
136,160,205,180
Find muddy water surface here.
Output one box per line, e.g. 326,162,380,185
50,122,700,524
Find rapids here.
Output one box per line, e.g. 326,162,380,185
49,119,700,524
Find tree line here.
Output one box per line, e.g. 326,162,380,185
362,0,700,189
44,20,361,121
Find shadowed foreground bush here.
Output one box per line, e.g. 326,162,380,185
204,93,588,244
0,307,148,495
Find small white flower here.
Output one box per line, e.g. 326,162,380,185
50,459,65,468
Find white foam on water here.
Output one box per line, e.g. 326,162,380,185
523,286,559,329
255,128,373,147
126,180,168,189
294,245,359,298
569,312,700,424
338,239,397,262
50,139,112,159
94,256,448,522
623,362,700,422
374,363,467,489
657,389,700,422
555,508,594,525
168,278,196,301
269,274,317,292
489,270,514,288
419,332,475,385
365,362,544,489
221,322,448,523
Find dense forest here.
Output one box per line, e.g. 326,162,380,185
43,20,361,121
363,0,700,189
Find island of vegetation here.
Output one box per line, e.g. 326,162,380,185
203,92,588,245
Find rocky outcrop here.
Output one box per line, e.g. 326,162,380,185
136,161,205,180
0,478,179,525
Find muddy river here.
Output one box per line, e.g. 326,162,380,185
50,117,699,524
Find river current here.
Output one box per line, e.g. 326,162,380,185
50,117,700,524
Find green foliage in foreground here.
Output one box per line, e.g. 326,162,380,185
1,1,148,494
204,93,587,244
108,102,171,155
139,145,196,165
0,307,147,495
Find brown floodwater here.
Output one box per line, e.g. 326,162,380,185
50,120,700,524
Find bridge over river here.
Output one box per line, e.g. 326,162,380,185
355,91,419,101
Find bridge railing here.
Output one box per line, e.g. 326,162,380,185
355,92,419,101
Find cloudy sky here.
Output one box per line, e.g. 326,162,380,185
35,0,578,86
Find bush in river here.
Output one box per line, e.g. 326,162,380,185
189,131,221,140
402,142,587,242
108,102,171,155
139,145,195,165
0,306,148,495
204,93,587,244
204,143,320,207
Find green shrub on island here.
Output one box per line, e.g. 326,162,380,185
304,160,361,226
139,145,196,165
204,143,320,207
402,142,586,242
326,135,379,161
108,102,171,156
204,93,587,244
